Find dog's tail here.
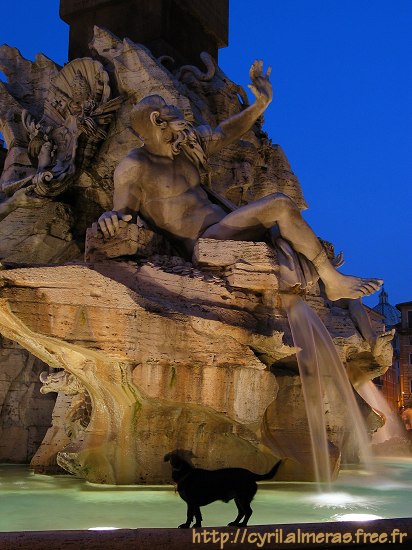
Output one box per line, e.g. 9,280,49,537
254,460,282,481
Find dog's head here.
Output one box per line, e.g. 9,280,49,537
164,449,195,471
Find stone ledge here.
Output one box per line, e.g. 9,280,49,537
194,238,279,292
0,518,410,549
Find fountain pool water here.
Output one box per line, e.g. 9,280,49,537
1,459,411,532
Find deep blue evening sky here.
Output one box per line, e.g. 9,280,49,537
1,1,411,308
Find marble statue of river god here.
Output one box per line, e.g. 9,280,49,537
96,60,382,303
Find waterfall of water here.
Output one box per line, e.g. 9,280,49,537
281,294,332,486
282,294,374,487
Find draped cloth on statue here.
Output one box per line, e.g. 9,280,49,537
275,237,319,293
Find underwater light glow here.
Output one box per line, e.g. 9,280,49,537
310,492,362,508
88,526,121,531
333,514,383,522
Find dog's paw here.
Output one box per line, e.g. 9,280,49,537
193,523,202,528
178,523,190,529
228,521,240,526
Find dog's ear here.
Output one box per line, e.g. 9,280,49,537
164,452,171,462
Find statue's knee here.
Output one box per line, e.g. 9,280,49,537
269,193,298,215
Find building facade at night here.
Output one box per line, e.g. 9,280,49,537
396,301,412,410
372,289,401,411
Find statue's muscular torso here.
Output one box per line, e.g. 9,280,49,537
113,147,226,252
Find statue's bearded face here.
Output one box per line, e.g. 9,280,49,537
166,117,195,153
131,96,207,169
161,114,207,170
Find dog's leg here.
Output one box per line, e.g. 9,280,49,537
179,504,194,529
228,498,245,526
237,498,253,526
193,506,203,528
178,504,195,528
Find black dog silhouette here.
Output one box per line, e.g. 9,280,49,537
164,450,282,528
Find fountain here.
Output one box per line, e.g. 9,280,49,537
0,0,410,547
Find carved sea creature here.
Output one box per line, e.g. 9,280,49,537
176,51,217,83
40,369,91,438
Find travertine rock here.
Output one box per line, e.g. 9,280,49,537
194,239,280,292
0,201,80,263
85,220,172,261
0,338,55,463
30,392,72,473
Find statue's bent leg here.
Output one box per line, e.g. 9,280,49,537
202,192,329,260
202,192,303,241
201,192,382,301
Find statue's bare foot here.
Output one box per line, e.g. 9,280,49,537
370,329,395,359
322,272,383,301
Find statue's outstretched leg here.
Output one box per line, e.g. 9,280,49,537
201,192,382,301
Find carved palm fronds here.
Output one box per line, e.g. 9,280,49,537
44,58,111,123
0,53,122,199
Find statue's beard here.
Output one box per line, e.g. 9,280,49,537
168,120,208,171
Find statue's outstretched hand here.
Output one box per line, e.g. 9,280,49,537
97,210,132,239
248,60,273,107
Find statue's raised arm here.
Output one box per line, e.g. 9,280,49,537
207,61,273,154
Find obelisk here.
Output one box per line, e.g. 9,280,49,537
60,0,229,65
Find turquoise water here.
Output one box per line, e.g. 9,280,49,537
1,459,411,531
